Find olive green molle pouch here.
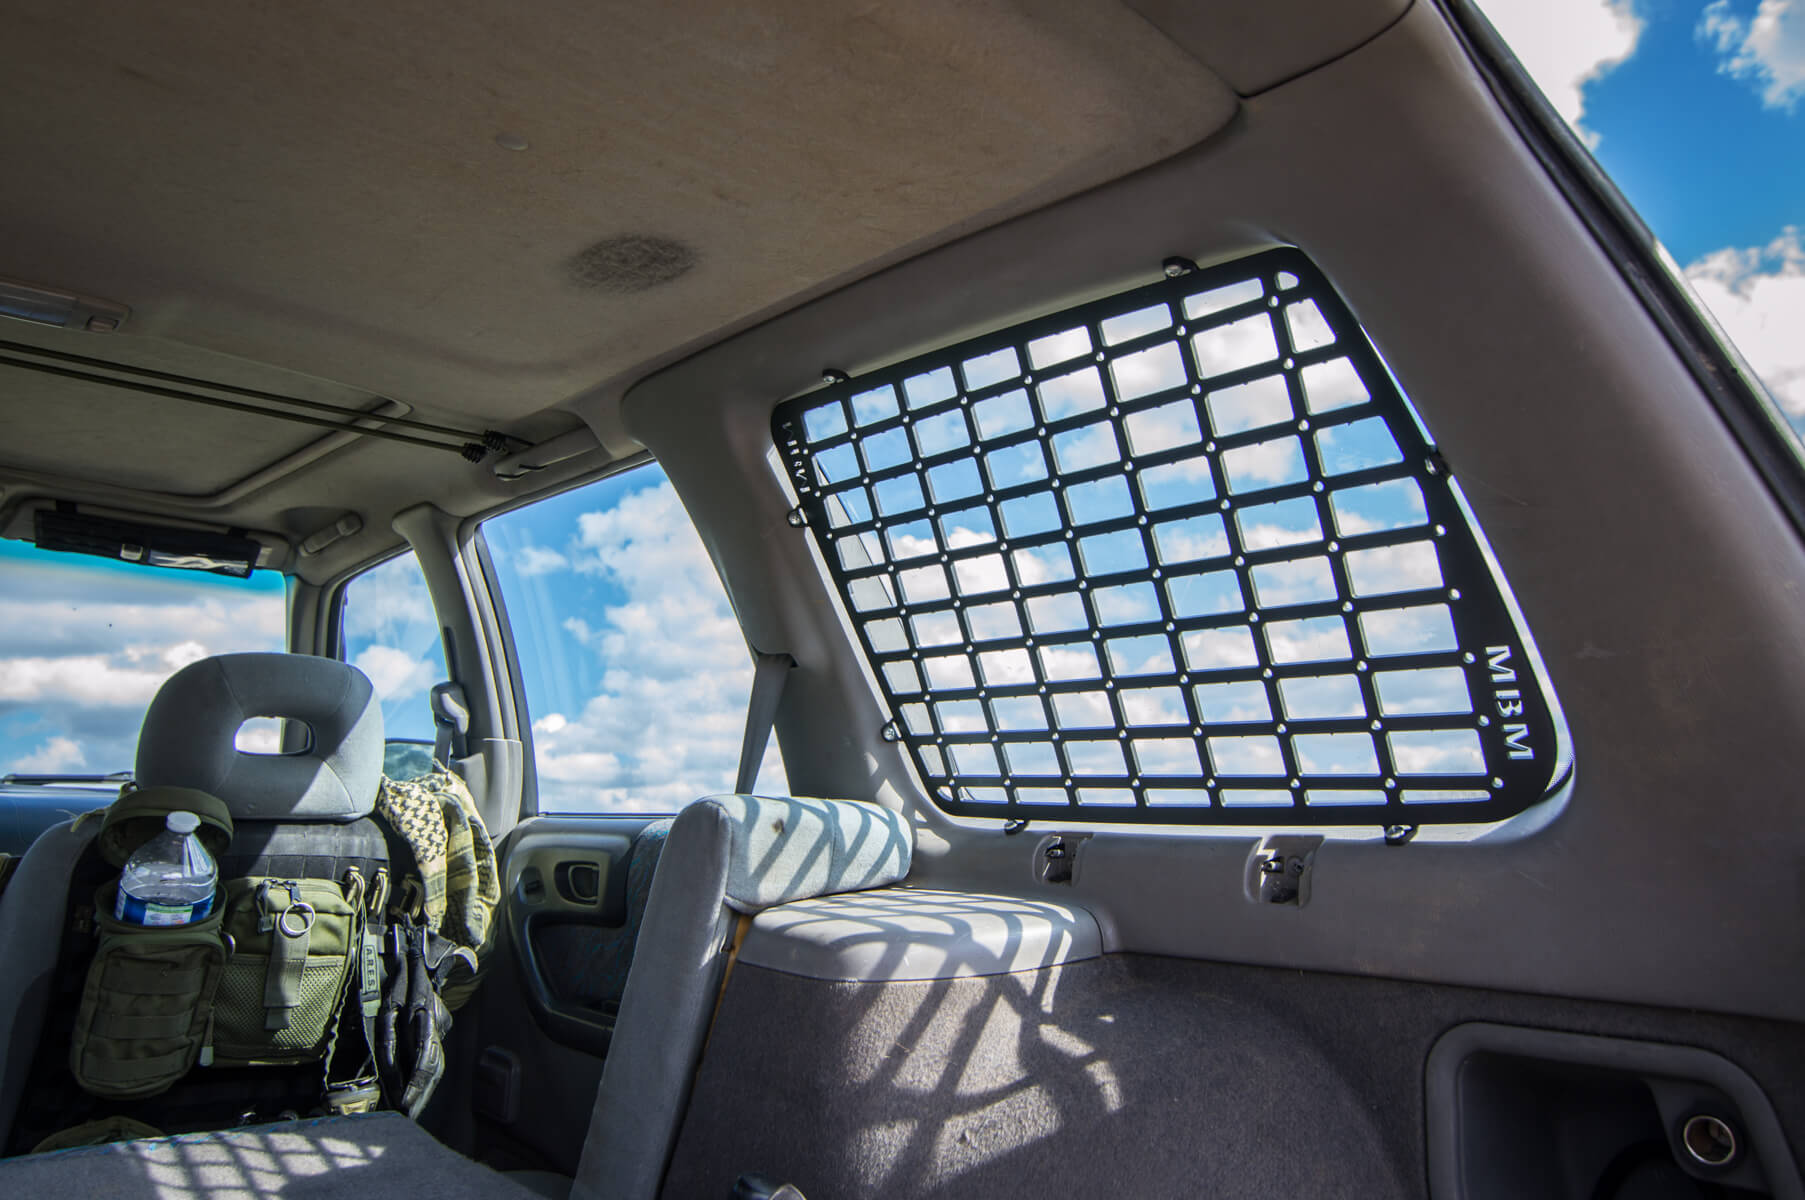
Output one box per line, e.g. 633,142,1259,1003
67,787,235,1100
211,872,364,1066
70,883,228,1098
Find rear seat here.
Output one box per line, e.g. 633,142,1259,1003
568,794,912,1200
658,886,1106,1200
734,886,1103,982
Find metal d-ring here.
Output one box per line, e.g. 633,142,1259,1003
278,902,316,938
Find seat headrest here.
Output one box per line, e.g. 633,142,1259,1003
684,794,912,913
135,653,384,821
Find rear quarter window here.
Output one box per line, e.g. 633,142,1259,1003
772,248,1568,828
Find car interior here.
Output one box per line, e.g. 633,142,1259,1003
3,1,1804,1198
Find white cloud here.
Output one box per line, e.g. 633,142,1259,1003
341,552,444,740
0,595,285,660
526,481,789,813
341,554,434,639
513,545,570,577
1479,0,1643,144
0,567,285,775
0,654,193,709
1699,0,1805,109
233,720,282,754
16,736,86,774
352,644,437,703
1684,227,1805,421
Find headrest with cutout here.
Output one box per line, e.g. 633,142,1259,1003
135,653,384,821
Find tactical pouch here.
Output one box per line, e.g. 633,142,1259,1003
69,882,228,1099
211,875,362,1066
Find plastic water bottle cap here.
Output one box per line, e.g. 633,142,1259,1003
165,811,202,835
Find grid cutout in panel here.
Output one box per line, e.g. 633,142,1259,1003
773,248,1564,825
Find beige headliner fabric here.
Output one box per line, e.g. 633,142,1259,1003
0,0,1235,518
0,325,396,497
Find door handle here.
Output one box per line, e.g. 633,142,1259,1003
554,861,601,905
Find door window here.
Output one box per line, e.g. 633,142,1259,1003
484,464,789,813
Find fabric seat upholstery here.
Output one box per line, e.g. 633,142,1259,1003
569,793,911,1200
0,1111,541,1197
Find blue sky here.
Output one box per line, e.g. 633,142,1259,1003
1584,2,1804,260
1481,0,1805,427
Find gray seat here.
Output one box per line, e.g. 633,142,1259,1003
0,1111,543,1197
0,652,384,1148
568,792,912,1200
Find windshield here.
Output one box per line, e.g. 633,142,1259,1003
1477,0,1804,444
0,539,286,778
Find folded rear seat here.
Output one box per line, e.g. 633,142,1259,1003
658,886,1106,1200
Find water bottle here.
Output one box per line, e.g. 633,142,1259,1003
116,811,218,926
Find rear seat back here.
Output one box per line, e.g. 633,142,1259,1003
660,887,1106,1200
569,794,910,1200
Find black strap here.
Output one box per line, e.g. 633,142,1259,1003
735,652,794,795
319,870,386,1116
218,817,387,882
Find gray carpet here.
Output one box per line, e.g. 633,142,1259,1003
662,954,1805,1200
0,1111,541,1198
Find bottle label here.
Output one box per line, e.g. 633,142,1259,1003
115,889,214,927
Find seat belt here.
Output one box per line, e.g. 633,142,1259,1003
734,651,793,796
429,682,471,767
706,651,793,1047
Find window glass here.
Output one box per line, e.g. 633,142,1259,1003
0,539,285,776
341,551,444,754
484,464,789,813
1477,0,1804,444
773,248,1565,826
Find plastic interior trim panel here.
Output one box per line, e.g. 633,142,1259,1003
772,248,1565,826
1425,1023,1804,1200
502,820,637,1057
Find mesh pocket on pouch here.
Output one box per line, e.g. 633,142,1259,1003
213,957,351,1058
210,877,359,1067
